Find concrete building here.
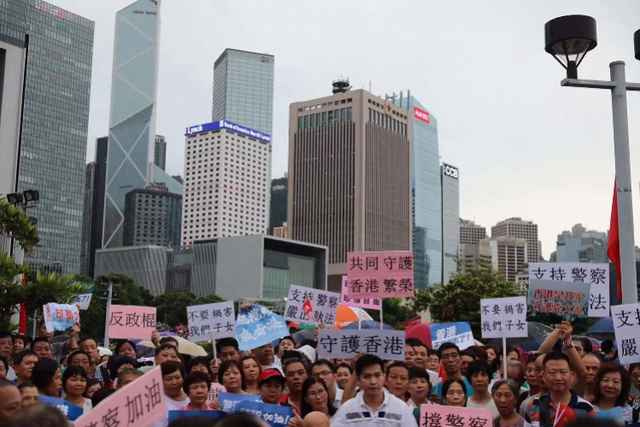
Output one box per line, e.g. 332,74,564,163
80,163,96,275
554,224,608,263
103,0,160,249
123,183,182,248
212,48,274,134
479,236,528,282
269,176,288,234
181,120,271,246
491,217,541,263
390,91,442,288
288,83,411,290
459,219,487,273
154,135,167,171
1,1,94,273
273,224,289,239
441,163,460,283
460,219,487,245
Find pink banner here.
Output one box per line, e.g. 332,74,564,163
341,276,381,310
420,405,492,427
107,305,156,340
346,250,414,299
74,366,165,427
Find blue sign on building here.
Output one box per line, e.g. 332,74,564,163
185,119,271,143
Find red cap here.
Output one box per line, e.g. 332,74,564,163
258,368,285,385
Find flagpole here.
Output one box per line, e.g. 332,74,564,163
380,305,384,330
502,336,508,380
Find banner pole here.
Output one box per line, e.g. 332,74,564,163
380,304,384,330
502,335,508,380
212,337,217,361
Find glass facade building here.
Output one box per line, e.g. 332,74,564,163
441,163,460,283
212,48,274,134
0,0,94,273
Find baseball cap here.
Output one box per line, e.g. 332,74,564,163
258,368,285,386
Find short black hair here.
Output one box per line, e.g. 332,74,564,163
160,336,179,346
386,361,409,377
218,359,243,385
438,342,460,356
31,337,50,348
17,381,36,391
408,366,430,381
187,356,212,376
542,351,571,369
216,337,239,354
405,338,428,349
117,368,143,385
441,378,468,403
0,332,12,341
66,350,90,366
155,343,179,357
336,363,353,373
466,361,490,382
283,356,309,375
355,354,384,377
62,366,88,393
31,358,59,391
183,371,211,394
13,350,37,365
78,337,97,346
312,359,336,373
108,356,139,380
114,340,137,356
12,334,31,346
161,361,184,378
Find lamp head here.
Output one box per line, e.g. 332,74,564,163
545,15,597,78
634,29,639,60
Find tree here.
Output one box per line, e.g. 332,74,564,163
22,272,85,319
0,199,38,253
415,267,523,337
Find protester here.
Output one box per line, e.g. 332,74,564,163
114,340,137,359
210,356,221,380
579,352,603,403
219,359,245,394
160,336,179,349
335,363,352,391
385,361,410,402
31,338,53,360
0,379,22,424
311,359,342,408
492,379,527,427
521,353,542,400
253,342,280,373
31,358,62,398
116,367,143,389
0,355,8,380
12,335,29,355
157,361,189,427
404,343,416,368
61,365,92,413
405,338,440,387
600,340,617,363
0,333,13,361
183,371,215,410
78,337,100,368
506,360,525,389
278,337,296,358
302,411,330,427
108,355,138,383
12,350,38,386
432,343,473,398
241,355,262,394
6,404,68,427
466,361,499,417
592,364,632,424
84,378,103,398
460,350,475,377
300,377,336,419
280,356,309,415
217,338,241,363
331,354,418,427
441,378,468,406
155,343,182,365
17,382,39,408
407,366,432,409
427,348,440,372
259,368,285,404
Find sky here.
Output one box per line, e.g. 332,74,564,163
51,0,640,259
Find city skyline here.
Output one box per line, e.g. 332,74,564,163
50,0,640,259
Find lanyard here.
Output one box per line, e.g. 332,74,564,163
552,404,567,427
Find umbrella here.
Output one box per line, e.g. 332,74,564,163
486,321,553,352
335,304,373,329
343,320,394,330
405,322,432,348
139,335,207,357
587,318,614,338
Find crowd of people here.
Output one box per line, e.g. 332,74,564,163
0,320,638,427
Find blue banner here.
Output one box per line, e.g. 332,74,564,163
217,392,261,413
235,400,294,427
39,395,83,420
430,322,475,350
168,410,225,423
235,304,289,351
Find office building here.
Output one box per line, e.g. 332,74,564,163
123,183,182,248
459,219,487,273
1,1,94,273
103,0,160,249
212,48,274,134
479,236,528,282
460,219,487,244
288,83,411,289
269,176,288,233
80,163,96,275
491,217,542,263
553,224,608,263
154,135,167,170
390,91,442,288
273,224,289,239
182,120,271,246
441,163,460,283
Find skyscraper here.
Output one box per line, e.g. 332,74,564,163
103,0,160,249
0,1,94,273
269,176,288,234
554,224,607,263
80,162,96,276
212,49,274,134
479,236,528,282
154,134,167,171
459,219,487,273
441,163,460,283
288,83,411,289
390,92,442,288
491,217,541,263
181,120,271,246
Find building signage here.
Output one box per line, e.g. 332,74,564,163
442,163,459,179
185,120,271,143
414,107,431,124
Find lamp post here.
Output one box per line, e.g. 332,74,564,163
545,15,640,304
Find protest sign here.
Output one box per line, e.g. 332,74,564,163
169,411,225,424
430,322,475,350
611,302,640,365
43,303,80,333
528,280,589,317
529,262,609,317
38,395,83,421
341,276,381,310
187,301,235,343
236,400,294,427
420,404,492,427
107,304,156,340
236,304,289,351
72,293,93,310
480,296,528,339
346,250,414,299
317,329,405,361
284,285,340,326
74,366,165,427
217,392,261,413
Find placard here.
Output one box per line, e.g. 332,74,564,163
346,250,414,298
43,303,80,333
285,285,340,325
529,262,609,317
317,329,405,361
38,395,83,420
528,280,589,317
611,302,640,365
341,276,381,310
187,301,235,342
217,392,261,413
107,305,156,340
236,400,294,427
72,293,93,310
235,304,289,351
74,366,165,427
430,322,475,350
480,296,528,338
420,404,492,427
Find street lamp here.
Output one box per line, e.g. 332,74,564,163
545,15,640,304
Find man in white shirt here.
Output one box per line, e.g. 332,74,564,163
331,355,417,427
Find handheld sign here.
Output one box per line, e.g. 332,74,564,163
217,392,261,413
430,322,475,350
72,293,93,310
420,404,492,427
341,276,381,310
187,301,235,342
611,302,640,365
107,305,156,340
480,296,528,339
317,329,405,361
38,395,83,420
236,400,294,427
528,280,589,317
235,304,289,351
346,250,414,299
285,285,340,326
43,303,80,333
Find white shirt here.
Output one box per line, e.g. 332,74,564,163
331,389,418,427
152,394,190,427
334,386,344,408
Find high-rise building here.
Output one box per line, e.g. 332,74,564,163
459,219,487,273
491,217,541,263
103,0,160,249
288,83,411,290
460,219,487,244
390,92,442,288
80,163,96,275
123,183,182,248
154,135,167,171
554,224,608,263
441,163,460,283
212,48,274,134
181,120,271,246
479,236,528,282
269,176,288,233
1,1,94,273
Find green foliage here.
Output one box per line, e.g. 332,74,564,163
0,199,38,252
0,253,29,330
375,298,415,329
22,272,85,316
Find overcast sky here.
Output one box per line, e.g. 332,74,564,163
52,0,640,258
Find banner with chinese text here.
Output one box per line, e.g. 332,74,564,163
317,329,405,361
107,305,156,340
480,296,528,338
611,302,640,365
187,301,235,342
285,285,340,326
346,250,414,299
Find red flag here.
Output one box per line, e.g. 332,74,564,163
302,298,313,319
607,181,623,301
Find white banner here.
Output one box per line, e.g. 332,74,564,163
317,330,405,361
481,296,528,338
611,303,640,365
72,293,92,310
187,301,235,342
285,285,340,326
